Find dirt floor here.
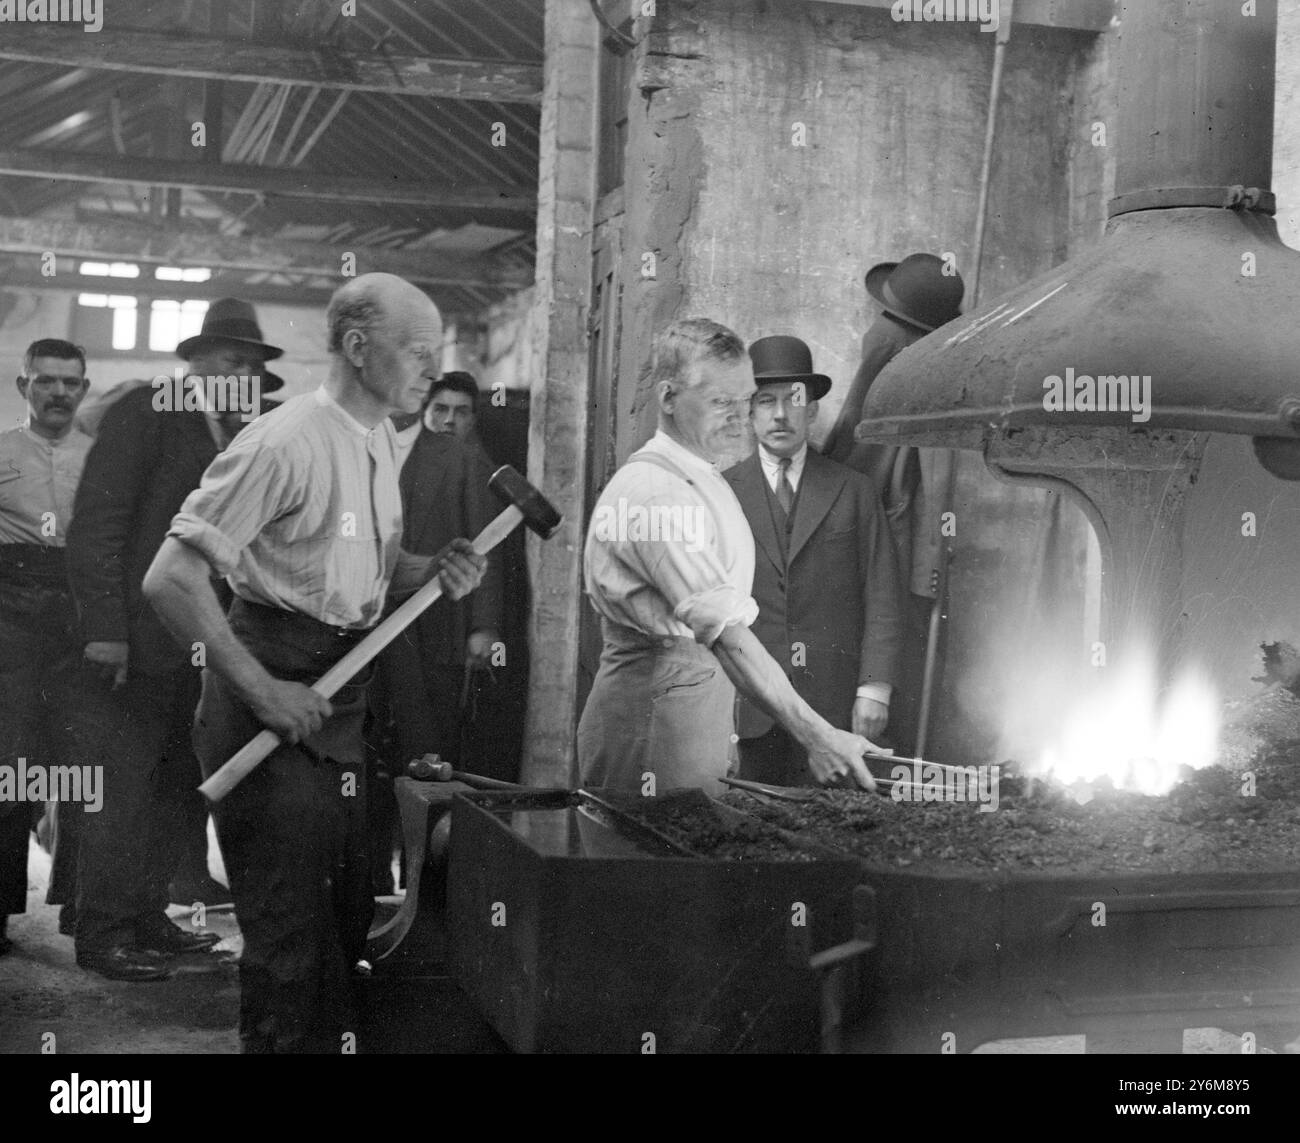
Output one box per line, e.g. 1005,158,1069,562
0,830,506,1055
0,831,241,1054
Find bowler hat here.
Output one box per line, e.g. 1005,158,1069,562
864,253,965,332
176,297,284,362
747,335,832,401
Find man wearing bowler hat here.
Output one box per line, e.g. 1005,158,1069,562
822,253,965,754
65,298,284,980
725,336,904,785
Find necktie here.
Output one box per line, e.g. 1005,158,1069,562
776,457,794,515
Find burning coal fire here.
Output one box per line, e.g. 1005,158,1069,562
1028,655,1220,800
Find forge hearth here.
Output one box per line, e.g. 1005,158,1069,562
446,765,1300,1053
719,763,1300,876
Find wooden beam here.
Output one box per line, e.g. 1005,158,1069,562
0,149,537,216
0,214,534,289
0,265,337,308
0,264,487,319
810,0,1115,32
0,26,544,104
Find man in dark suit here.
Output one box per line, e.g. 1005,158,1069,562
366,384,504,890
378,398,504,766
724,336,904,787
66,299,281,980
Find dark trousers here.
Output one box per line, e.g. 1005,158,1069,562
45,797,82,907
737,724,812,788
0,551,80,917
71,666,204,949
880,593,935,757
194,599,373,1055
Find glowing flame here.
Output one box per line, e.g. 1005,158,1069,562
1031,658,1219,798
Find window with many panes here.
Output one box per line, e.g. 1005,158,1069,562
72,263,212,355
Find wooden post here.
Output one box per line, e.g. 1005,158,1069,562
520,0,600,786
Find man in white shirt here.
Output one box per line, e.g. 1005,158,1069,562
578,318,882,795
143,273,486,1052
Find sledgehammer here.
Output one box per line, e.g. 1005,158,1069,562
198,465,562,803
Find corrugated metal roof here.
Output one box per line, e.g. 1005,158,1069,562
0,0,543,317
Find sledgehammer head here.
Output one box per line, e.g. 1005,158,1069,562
488,465,562,539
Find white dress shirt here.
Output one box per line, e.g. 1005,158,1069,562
757,441,807,495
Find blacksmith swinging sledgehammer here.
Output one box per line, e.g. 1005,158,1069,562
198,465,561,803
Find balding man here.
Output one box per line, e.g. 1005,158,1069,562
579,318,883,794
143,274,486,1054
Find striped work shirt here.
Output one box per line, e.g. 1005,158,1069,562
168,387,411,629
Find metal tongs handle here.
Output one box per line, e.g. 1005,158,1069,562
862,751,975,779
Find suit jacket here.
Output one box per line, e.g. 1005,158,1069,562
821,313,952,599
66,385,224,676
724,448,904,738
391,429,504,668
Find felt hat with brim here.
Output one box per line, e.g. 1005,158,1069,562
865,253,965,332
748,335,832,401
176,297,284,362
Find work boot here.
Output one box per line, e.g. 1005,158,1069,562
57,902,76,936
135,915,222,957
0,915,11,956
76,945,171,982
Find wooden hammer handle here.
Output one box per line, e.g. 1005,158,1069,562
198,503,524,803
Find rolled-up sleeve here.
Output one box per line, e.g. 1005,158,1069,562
167,440,298,576
613,495,759,645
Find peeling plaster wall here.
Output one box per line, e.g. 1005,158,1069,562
619,0,1101,449
614,0,1108,758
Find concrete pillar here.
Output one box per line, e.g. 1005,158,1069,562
520,0,599,786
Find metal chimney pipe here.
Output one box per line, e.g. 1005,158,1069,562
1112,0,1276,217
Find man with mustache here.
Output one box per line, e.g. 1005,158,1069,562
0,339,92,956
578,318,883,794
724,336,903,786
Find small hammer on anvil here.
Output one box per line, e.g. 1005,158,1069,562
406,755,529,792
199,465,562,803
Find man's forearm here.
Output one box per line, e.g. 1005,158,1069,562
142,537,276,707
711,623,831,750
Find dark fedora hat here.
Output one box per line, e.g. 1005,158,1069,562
176,297,284,362
864,253,965,332
747,335,832,401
